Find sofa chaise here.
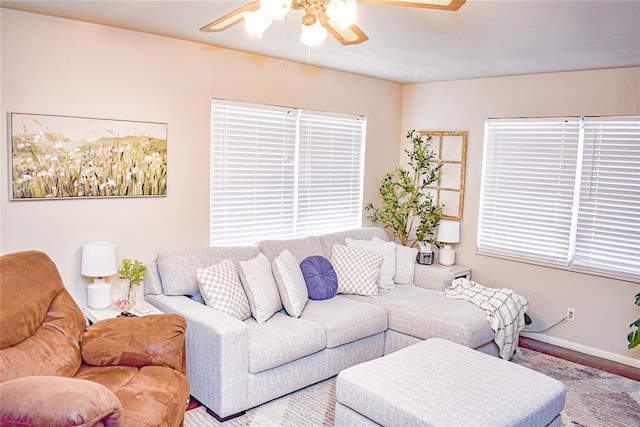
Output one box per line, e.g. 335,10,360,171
144,227,498,421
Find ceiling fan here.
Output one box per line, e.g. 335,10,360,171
200,0,466,47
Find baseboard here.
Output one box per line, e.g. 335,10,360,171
520,332,640,369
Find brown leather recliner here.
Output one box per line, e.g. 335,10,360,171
0,250,190,426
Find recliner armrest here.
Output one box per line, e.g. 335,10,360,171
80,313,187,373
413,264,455,291
0,376,122,426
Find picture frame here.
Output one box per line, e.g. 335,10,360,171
419,130,468,221
9,112,167,200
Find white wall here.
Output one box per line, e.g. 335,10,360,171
402,67,640,364
0,9,402,303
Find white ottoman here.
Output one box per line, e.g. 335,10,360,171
335,338,566,427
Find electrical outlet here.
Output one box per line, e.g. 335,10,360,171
567,307,576,322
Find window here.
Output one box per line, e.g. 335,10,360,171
478,116,640,279
210,99,366,246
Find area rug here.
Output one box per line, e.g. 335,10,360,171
184,347,640,426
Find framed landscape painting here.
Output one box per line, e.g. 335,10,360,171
10,113,167,200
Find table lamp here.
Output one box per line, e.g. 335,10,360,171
81,241,117,309
437,220,460,266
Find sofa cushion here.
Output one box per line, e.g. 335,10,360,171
300,256,338,300
75,365,190,427
244,313,326,374
319,227,389,259
345,238,396,289
301,296,388,348
346,286,494,349
272,250,309,318
238,253,283,324
196,259,252,320
331,244,381,297
372,237,418,285
157,246,259,296
259,236,324,263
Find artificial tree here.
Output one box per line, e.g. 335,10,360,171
366,130,443,248
628,292,640,349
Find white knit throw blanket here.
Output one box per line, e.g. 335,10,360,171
445,278,529,360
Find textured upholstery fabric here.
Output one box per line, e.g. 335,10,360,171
238,253,283,323
196,259,252,320
331,244,382,297
272,250,309,318
300,297,388,348
158,246,259,296
413,263,455,291
0,376,123,426
259,236,324,263
372,237,418,285
300,255,338,300
346,286,494,349
246,333,385,410
0,250,190,427
336,338,566,427
345,238,396,289
319,227,389,258
245,313,325,373
145,227,503,421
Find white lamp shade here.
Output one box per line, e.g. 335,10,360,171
259,0,291,21
326,0,358,30
300,21,328,47
437,220,460,244
81,241,117,277
244,9,273,38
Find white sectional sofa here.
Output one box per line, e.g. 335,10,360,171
144,227,498,421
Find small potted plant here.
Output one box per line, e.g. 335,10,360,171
115,258,146,311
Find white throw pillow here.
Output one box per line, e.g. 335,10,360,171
372,236,418,285
238,253,283,323
196,259,251,320
345,237,396,289
331,244,382,297
272,250,309,318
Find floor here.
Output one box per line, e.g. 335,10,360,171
519,336,640,381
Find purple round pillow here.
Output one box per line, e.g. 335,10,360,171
300,255,338,300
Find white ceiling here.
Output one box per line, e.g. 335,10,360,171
2,0,639,84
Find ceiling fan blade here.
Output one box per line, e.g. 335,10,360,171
357,0,466,11
316,11,369,45
200,1,260,32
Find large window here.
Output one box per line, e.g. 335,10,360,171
478,116,640,279
210,99,366,246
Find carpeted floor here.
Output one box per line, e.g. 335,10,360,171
184,347,640,426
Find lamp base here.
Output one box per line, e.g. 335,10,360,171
439,245,456,266
87,280,112,309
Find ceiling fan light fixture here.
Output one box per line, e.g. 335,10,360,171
244,9,273,38
326,0,358,30
260,0,293,21
300,20,328,47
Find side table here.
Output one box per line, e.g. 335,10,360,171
430,262,472,280
83,301,162,324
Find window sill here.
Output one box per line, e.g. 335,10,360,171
475,251,640,284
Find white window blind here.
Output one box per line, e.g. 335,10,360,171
573,117,640,276
210,99,366,246
478,116,640,279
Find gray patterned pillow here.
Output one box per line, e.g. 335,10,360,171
345,237,396,289
238,253,283,323
272,250,309,318
331,244,382,297
196,259,251,320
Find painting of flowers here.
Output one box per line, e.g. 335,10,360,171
10,113,167,200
